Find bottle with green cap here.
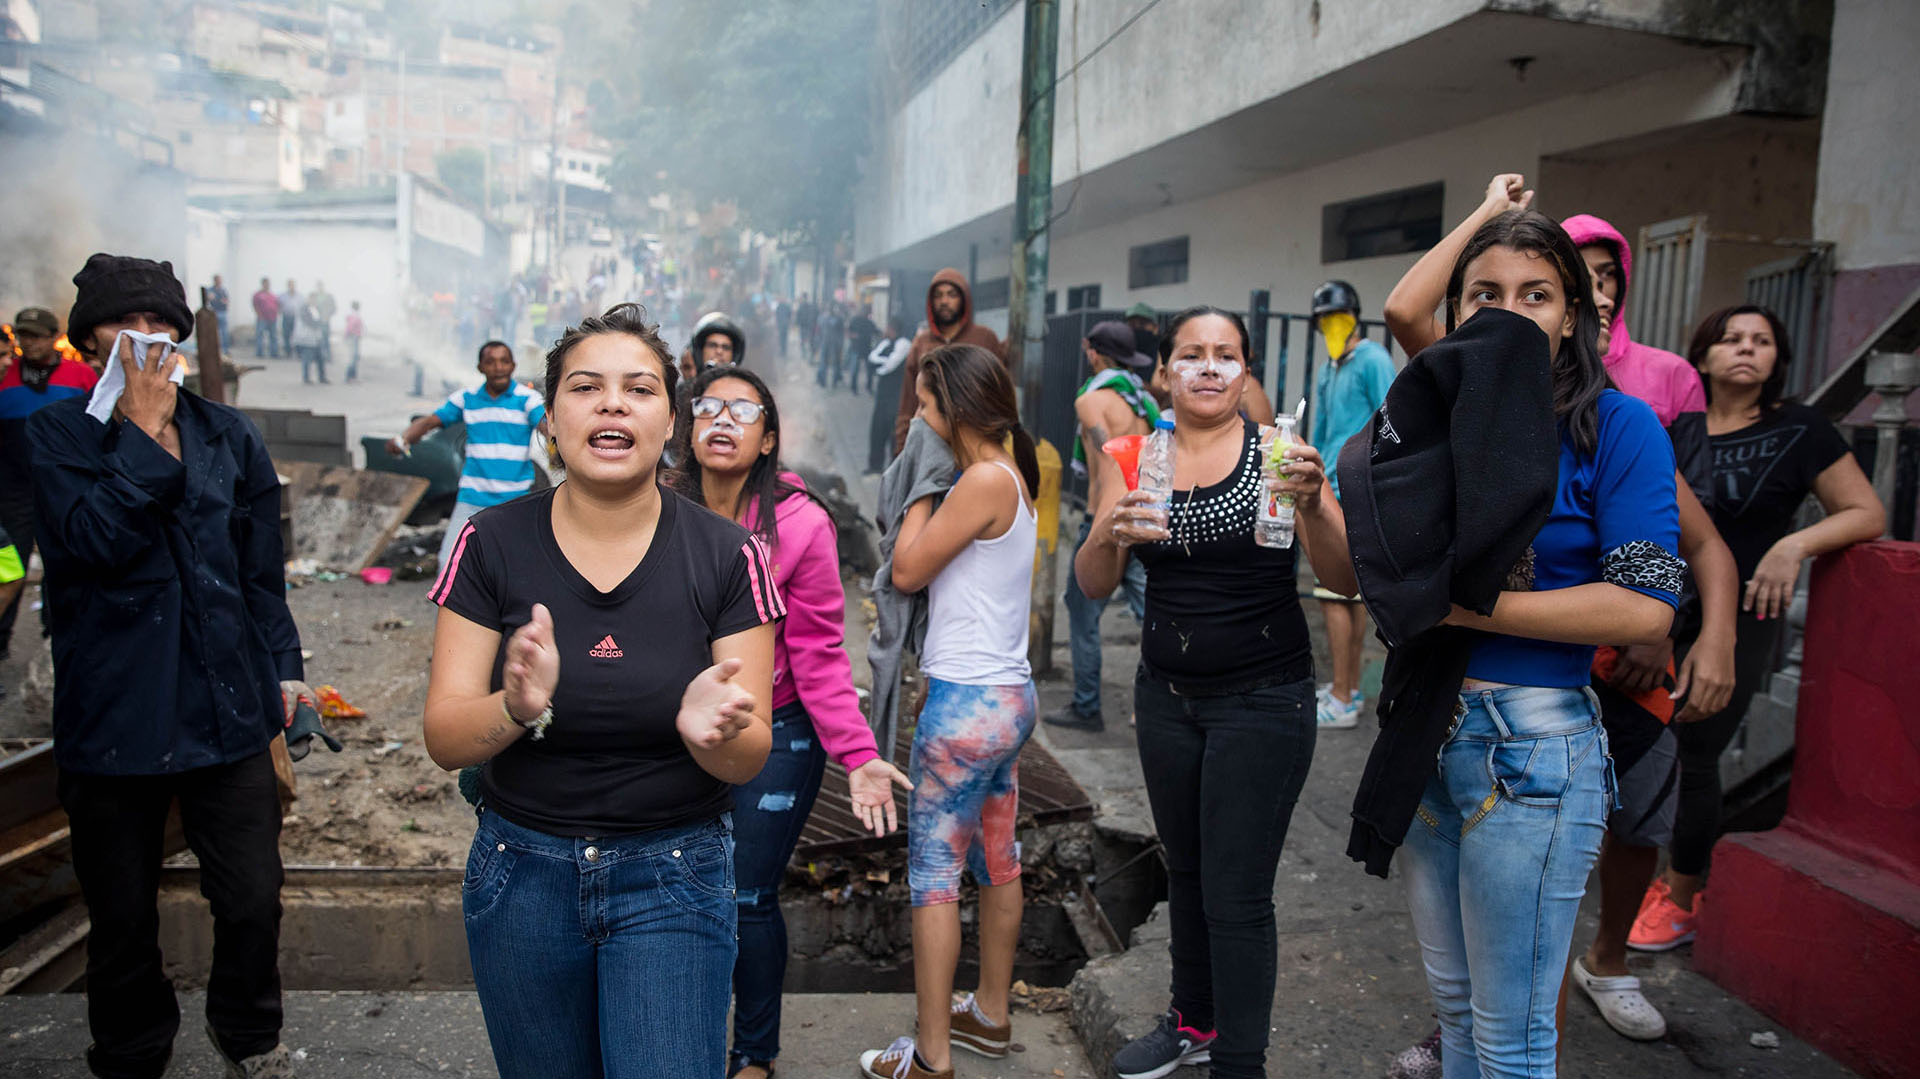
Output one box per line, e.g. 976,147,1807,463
1256,410,1299,548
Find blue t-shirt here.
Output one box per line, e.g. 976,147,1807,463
1467,390,1683,688
433,381,548,507
1312,338,1395,500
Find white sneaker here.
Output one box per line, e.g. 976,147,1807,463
1317,689,1362,729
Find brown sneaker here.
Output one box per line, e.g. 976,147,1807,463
949,992,1011,1058
859,1036,952,1079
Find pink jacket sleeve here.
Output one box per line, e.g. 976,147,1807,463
778,498,881,772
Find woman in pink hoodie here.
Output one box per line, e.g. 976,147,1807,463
673,365,913,1079
1559,213,1707,427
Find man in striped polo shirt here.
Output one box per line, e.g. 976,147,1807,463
389,340,547,570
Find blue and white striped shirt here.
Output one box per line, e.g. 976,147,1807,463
434,382,548,507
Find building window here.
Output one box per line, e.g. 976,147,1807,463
1128,238,1188,290
1066,284,1101,311
1322,182,1444,262
972,276,1010,310
898,0,1018,95
1045,290,1056,315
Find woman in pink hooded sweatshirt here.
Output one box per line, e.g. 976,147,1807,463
673,364,913,1079
1559,213,1707,426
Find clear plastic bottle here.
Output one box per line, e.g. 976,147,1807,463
1256,413,1298,549
1137,417,1176,537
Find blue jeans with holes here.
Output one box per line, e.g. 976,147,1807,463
729,702,828,1064
464,808,736,1079
1401,685,1612,1079
1065,514,1147,716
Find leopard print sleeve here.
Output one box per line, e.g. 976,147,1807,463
1601,539,1686,598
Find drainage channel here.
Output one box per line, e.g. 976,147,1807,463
135,820,1164,994
3,736,1167,996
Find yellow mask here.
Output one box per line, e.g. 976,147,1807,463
1319,313,1356,360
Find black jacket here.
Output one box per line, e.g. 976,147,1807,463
30,392,301,775
1337,308,1559,876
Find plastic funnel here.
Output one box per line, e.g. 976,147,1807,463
1103,434,1147,491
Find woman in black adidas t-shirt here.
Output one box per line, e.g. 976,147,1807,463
423,304,782,1079
1631,304,1883,951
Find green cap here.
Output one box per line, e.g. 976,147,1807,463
1123,302,1156,320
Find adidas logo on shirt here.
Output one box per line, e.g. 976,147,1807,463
589,635,623,658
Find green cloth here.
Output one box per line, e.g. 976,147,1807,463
0,543,20,585
1071,368,1161,465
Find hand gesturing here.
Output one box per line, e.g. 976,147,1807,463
503,603,559,724
677,657,757,750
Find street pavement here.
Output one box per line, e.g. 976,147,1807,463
0,992,1097,1078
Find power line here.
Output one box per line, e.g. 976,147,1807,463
1051,0,1167,92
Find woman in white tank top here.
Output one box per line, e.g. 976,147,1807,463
859,344,1040,1079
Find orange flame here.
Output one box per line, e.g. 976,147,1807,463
2,325,88,367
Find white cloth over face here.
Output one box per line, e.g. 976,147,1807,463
87,329,184,425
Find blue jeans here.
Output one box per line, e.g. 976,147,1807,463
1065,514,1147,715
729,702,828,1065
254,319,277,358
1402,686,1612,1079
464,808,737,1079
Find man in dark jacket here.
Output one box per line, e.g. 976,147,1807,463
890,269,1007,453
31,254,303,1078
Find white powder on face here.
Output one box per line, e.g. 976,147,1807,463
1170,356,1244,386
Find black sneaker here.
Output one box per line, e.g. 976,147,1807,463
1042,705,1104,732
1112,1009,1214,1079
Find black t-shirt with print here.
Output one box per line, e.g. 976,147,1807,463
1708,402,1852,582
433,486,783,836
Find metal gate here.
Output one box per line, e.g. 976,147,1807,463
1745,246,1833,398
1627,214,1710,357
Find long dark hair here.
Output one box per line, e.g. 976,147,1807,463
919,343,1040,497
669,364,824,549
1158,305,1250,364
1444,210,1609,454
1687,304,1792,413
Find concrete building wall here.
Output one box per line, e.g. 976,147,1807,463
970,58,1744,406
857,0,1481,264
223,219,402,337
1540,117,1823,323
1813,0,1920,372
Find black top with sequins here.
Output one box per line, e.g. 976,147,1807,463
1131,418,1312,694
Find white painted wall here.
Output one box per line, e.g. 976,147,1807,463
856,0,1481,263
222,220,403,337
972,59,1741,407
1814,0,1920,271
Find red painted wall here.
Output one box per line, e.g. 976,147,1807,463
1696,542,1920,1079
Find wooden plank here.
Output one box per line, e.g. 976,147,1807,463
279,462,430,572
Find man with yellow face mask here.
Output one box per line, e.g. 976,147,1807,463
1308,280,1397,729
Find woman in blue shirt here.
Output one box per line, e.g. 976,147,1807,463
1399,210,1684,1078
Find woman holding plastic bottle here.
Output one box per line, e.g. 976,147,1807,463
1073,305,1354,1079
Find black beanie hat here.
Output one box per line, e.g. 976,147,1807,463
66,253,194,356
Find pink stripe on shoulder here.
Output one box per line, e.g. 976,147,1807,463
431,523,477,604
741,536,785,622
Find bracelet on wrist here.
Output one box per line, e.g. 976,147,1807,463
503,696,554,741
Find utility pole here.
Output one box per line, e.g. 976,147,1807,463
1009,0,1061,677
1008,0,1057,424
547,71,563,269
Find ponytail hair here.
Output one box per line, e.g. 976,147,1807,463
920,343,1040,497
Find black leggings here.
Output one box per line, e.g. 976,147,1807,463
1134,672,1316,1079
1669,611,1783,876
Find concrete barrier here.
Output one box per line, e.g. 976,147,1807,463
1694,541,1920,1079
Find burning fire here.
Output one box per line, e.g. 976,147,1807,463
1,325,89,367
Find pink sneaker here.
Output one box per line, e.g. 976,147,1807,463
1627,878,1698,951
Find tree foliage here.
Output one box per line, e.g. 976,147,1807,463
568,0,877,250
